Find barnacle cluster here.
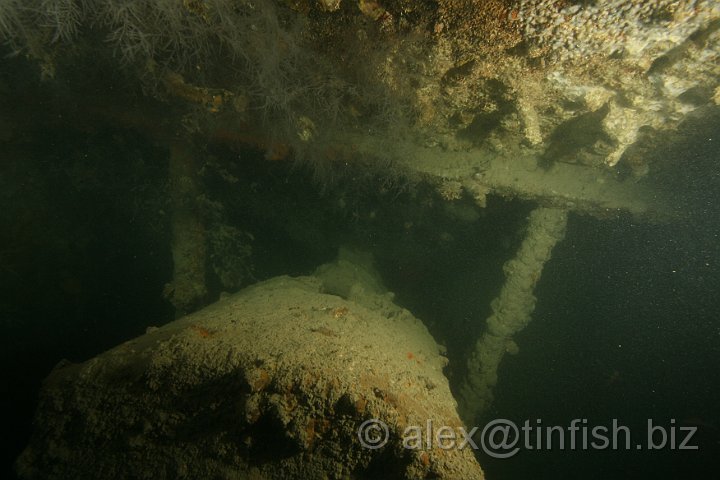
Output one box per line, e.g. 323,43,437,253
421,0,720,175
520,0,718,66
516,0,720,168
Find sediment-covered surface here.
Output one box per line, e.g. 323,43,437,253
17,273,483,479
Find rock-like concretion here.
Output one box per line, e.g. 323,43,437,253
17,274,484,479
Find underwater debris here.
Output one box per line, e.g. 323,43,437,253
17,274,484,479
459,207,568,423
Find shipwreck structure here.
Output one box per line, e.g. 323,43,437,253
2,1,719,477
